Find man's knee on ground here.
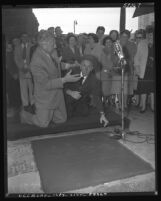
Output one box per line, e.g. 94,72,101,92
33,115,50,128
53,110,67,124
54,114,67,124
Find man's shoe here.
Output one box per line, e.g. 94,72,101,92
140,109,146,113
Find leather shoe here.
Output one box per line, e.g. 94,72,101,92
140,109,146,113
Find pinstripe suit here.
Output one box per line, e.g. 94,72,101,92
21,46,67,127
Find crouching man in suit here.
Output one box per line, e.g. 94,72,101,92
20,30,81,127
64,55,109,127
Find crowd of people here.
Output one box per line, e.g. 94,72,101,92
5,24,154,128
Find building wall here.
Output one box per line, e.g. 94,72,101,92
2,8,39,40
138,13,154,29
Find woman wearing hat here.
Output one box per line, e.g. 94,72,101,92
134,25,154,112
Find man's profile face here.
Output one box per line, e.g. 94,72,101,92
80,60,93,77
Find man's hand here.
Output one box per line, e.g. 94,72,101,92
62,70,81,83
70,91,82,100
65,63,73,70
100,113,109,127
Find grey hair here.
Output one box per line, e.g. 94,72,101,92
37,30,54,44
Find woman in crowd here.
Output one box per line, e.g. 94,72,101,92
109,30,119,42
61,33,81,76
133,29,146,106
100,36,118,105
134,25,154,113
96,26,105,45
119,30,137,108
84,33,103,79
111,30,131,110
77,33,87,56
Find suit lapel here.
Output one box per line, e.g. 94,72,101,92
26,44,32,64
81,72,93,92
38,48,61,77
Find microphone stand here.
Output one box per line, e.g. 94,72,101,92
108,41,127,141
109,58,126,142
120,58,126,142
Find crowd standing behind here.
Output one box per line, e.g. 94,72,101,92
5,25,154,127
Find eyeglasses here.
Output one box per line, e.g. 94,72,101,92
136,37,142,39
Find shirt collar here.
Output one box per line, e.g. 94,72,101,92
22,43,28,48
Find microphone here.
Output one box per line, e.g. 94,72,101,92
114,41,124,61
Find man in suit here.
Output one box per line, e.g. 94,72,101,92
47,27,55,36
55,26,66,57
6,42,21,117
20,30,81,128
64,55,109,127
14,33,34,111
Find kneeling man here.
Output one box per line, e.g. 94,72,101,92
20,30,81,127
64,55,109,127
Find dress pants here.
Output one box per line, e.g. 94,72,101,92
6,70,21,109
19,77,34,106
64,94,90,119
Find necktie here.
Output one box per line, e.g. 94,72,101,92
51,57,58,69
22,44,27,61
82,76,87,84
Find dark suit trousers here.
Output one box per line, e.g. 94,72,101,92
6,69,21,108
64,94,91,119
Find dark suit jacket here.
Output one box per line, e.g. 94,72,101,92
6,51,18,76
64,70,103,112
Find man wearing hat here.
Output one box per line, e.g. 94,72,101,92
55,26,66,57
64,54,109,127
